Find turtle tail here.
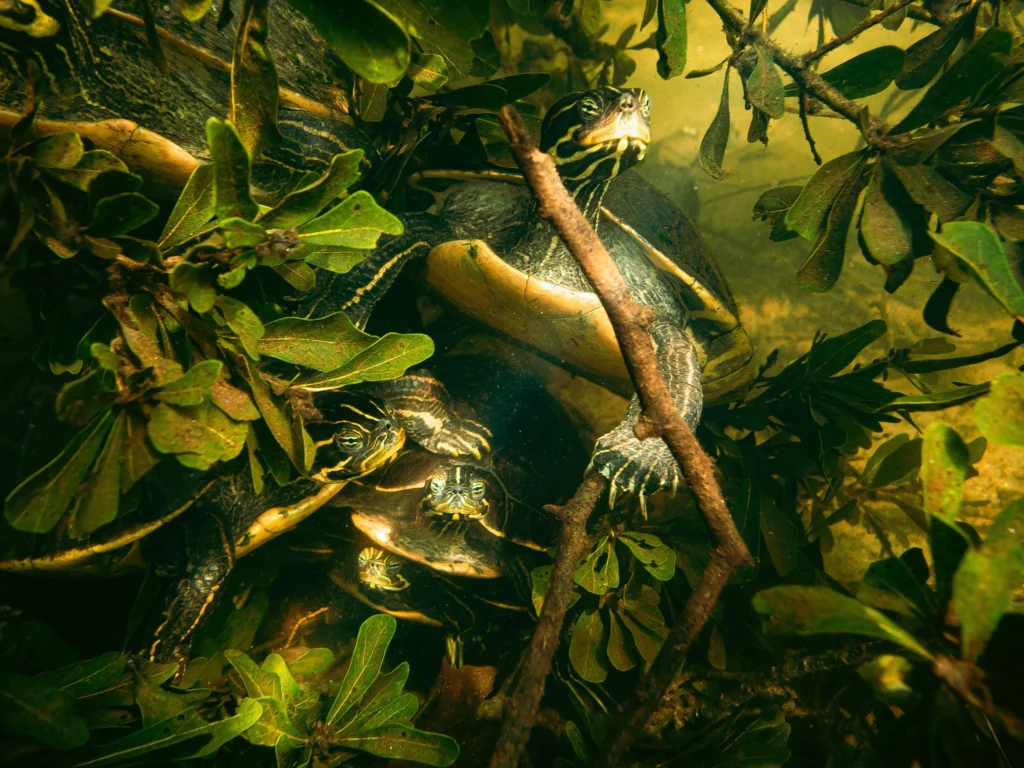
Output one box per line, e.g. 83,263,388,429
299,212,447,329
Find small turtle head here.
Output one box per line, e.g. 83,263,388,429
0,0,61,38
540,87,651,183
420,464,491,522
308,394,406,482
357,547,410,592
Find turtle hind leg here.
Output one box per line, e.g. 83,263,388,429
588,320,702,504
147,511,235,665
363,370,493,460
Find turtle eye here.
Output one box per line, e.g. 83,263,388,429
578,98,602,120
471,479,486,498
640,93,651,117
335,432,364,454
429,476,445,495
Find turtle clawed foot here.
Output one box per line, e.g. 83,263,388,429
589,426,682,510
420,416,492,460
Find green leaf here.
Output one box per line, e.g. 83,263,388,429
258,313,376,371
295,191,403,248
953,500,1024,662
931,222,1024,322
408,52,448,91
752,185,801,241
219,217,267,248
0,672,89,749
279,647,334,676
74,411,127,534
36,652,126,700
859,164,913,266
887,383,990,409
895,28,1011,133
242,696,304,747
261,653,300,701
896,12,971,90
889,163,970,222
287,0,410,83
217,296,265,359
569,609,608,683
785,46,904,100
225,649,283,700
181,0,213,21
333,724,459,766
861,434,921,487
122,413,160,492
574,536,620,595
752,586,933,660
35,131,84,170
746,46,784,119
155,360,223,406
605,611,638,672
231,0,281,157
921,422,969,524
343,663,411,732
297,332,434,391
258,150,364,230
237,358,307,471
619,532,676,581
655,0,686,79
974,372,1024,447
159,164,216,249
699,67,731,180
327,614,396,726
48,150,129,192
4,411,114,533
785,151,864,240
77,697,263,766
805,319,886,377
617,606,666,669
147,400,247,471
375,0,489,63
206,118,259,221
796,169,862,292
857,548,934,619
89,193,159,238
169,262,217,314
272,261,316,291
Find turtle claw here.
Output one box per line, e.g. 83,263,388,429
590,423,681,508
418,417,492,460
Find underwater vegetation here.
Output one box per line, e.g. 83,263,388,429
0,0,1023,766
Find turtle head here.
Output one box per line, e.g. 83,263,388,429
308,395,406,482
357,547,410,592
420,464,491,522
0,0,60,38
540,87,652,183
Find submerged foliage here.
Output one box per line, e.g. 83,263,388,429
1,0,1024,766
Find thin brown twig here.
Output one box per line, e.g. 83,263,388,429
487,473,606,768
803,0,919,64
842,0,943,25
704,0,891,142
798,90,823,165
490,106,752,768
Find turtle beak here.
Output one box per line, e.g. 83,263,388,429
578,90,652,150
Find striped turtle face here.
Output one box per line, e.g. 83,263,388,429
308,395,406,482
357,547,410,592
0,0,60,37
420,464,491,522
540,87,652,183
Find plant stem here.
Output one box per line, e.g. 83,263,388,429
803,0,919,64
491,106,752,768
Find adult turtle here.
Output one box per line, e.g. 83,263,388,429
314,86,756,506
0,0,368,198
0,391,405,663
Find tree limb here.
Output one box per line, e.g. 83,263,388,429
803,0,919,64
489,106,752,768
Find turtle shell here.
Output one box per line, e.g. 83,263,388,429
414,168,755,402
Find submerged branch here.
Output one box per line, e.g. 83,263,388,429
487,473,606,768
803,0,918,64
491,106,752,768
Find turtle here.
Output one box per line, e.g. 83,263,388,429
332,353,586,576
309,86,756,508
0,391,406,663
0,0,369,199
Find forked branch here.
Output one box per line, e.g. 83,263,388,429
489,106,752,768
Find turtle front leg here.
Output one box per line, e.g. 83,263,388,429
588,320,703,509
148,511,235,665
362,370,492,459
